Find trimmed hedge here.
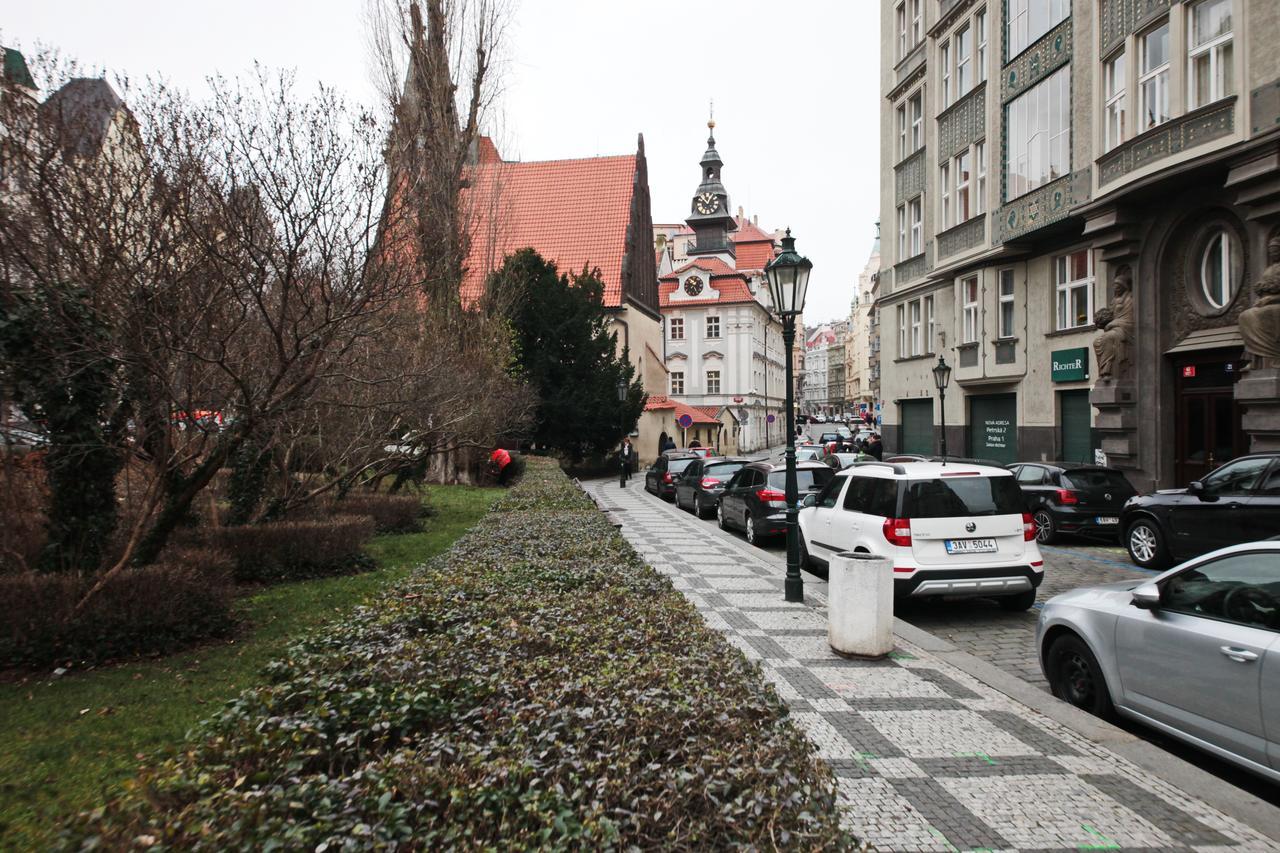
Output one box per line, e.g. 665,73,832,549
206,515,377,582
0,549,235,668
328,492,426,533
66,458,852,849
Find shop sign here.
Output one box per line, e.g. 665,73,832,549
1051,347,1089,382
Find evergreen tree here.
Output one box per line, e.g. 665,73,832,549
491,249,645,461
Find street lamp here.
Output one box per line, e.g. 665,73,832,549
764,228,813,603
932,355,952,458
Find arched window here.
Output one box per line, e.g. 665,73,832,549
1199,229,1240,310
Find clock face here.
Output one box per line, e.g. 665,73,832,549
684,275,705,297
694,192,719,215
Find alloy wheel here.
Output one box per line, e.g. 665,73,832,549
694,495,702,517
1129,523,1157,563
745,515,756,545
1034,510,1054,544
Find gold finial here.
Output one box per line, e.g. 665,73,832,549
708,98,715,130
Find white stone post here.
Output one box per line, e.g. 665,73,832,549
828,551,894,658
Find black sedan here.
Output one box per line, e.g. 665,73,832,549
674,456,751,518
1008,462,1137,545
644,451,700,500
1120,453,1280,569
717,460,835,546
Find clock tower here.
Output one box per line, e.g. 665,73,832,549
686,119,737,261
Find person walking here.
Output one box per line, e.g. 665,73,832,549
658,431,670,457
866,432,883,461
618,437,635,488
660,434,677,453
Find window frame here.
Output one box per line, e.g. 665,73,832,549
975,141,987,214
998,268,1016,339
941,40,952,110
908,196,923,257
897,304,908,357
924,294,935,354
1187,0,1233,110
955,148,971,223
909,299,922,356
670,371,685,395
706,369,721,395
896,0,907,60
1139,21,1171,132
897,204,907,258
1103,49,1127,152
940,162,952,230
669,317,684,341
961,276,980,344
1004,65,1070,202
909,92,923,152
1054,249,1094,332
897,103,908,160
955,22,972,99
976,9,988,82
705,315,721,340
1199,228,1241,311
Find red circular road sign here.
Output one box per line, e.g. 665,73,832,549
732,395,744,403
676,413,694,428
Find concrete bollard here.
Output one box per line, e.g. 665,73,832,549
828,551,894,658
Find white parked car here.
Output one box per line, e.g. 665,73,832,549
798,461,1043,610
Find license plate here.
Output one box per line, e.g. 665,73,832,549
945,538,997,554
1095,516,1119,526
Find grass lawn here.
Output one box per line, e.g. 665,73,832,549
0,484,500,850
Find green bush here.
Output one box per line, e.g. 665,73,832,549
66,458,852,850
205,515,377,582
0,549,235,668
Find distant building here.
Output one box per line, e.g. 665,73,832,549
803,324,836,415
847,230,881,416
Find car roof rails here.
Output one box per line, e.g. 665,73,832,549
850,460,908,475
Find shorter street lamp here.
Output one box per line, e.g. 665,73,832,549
616,376,628,435
764,229,813,603
932,355,952,459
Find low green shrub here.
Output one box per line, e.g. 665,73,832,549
67,458,852,850
329,492,425,533
206,515,376,582
0,549,235,668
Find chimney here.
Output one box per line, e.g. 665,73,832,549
753,214,758,226
737,205,744,220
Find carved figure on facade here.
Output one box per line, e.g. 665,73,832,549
1093,266,1135,381
1239,234,1280,371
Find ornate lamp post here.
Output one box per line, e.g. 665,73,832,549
932,355,952,458
764,229,813,603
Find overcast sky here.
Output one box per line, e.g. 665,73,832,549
4,1,881,324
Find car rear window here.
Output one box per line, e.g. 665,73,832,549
705,461,744,479
668,459,695,475
1060,469,1134,492
769,468,834,492
902,475,1026,518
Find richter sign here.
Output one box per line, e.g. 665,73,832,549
1051,347,1089,382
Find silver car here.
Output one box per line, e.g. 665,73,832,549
1037,541,1280,783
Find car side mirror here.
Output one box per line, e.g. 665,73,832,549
1187,480,1204,496
1130,582,1161,611
802,493,817,508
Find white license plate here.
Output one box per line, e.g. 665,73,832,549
1095,516,1119,525
945,538,997,554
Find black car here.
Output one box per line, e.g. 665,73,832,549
674,456,751,518
1120,453,1280,568
717,460,835,546
1008,462,1137,545
644,451,700,500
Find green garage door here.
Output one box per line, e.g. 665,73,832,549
968,393,1018,465
900,399,934,455
1059,390,1092,463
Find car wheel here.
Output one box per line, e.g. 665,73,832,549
694,494,704,519
998,589,1037,611
745,514,758,546
717,501,728,530
1047,634,1113,717
1126,518,1169,569
1034,510,1056,545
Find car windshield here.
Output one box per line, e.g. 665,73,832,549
835,426,852,438
704,462,744,479
902,475,1026,517
668,458,695,475
1060,469,1134,492
769,468,834,492
796,447,822,460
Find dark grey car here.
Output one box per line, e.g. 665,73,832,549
674,456,751,518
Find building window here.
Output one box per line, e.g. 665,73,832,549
1104,51,1127,152
670,371,684,395
897,305,908,356
955,23,972,98
1007,0,1070,60
998,269,1016,338
911,0,923,47
908,197,923,257
955,149,971,223
961,276,979,344
1188,0,1233,109
909,92,923,152
975,141,987,214
940,162,952,229
941,41,952,110
1139,22,1170,131
897,104,908,160
1005,65,1069,201
706,316,720,339
1200,229,1241,310
909,299,922,356
924,294,935,353
706,370,721,395
1055,250,1093,331
669,317,684,340
976,10,988,82
897,204,907,258
896,1,907,60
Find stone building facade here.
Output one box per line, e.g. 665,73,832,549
879,0,1280,490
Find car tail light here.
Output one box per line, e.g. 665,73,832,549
756,487,787,506
1023,512,1037,541
701,477,721,488
882,517,912,547
662,472,673,484
1054,489,1079,505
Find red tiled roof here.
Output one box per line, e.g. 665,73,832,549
732,218,775,244
664,257,739,279
461,153,637,306
644,394,722,425
658,257,758,308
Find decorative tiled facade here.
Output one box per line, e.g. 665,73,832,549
1001,18,1071,104
894,252,930,286
935,216,987,260
895,147,927,204
1097,100,1235,186
1099,0,1171,56
938,84,986,164
995,169,1091,243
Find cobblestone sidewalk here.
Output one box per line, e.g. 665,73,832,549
591,479,1279,852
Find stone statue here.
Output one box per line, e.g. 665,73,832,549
1240,235,1280,371
1094,266,1135,381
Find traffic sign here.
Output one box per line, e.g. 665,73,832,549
676,413,693,428
766,414,776,424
